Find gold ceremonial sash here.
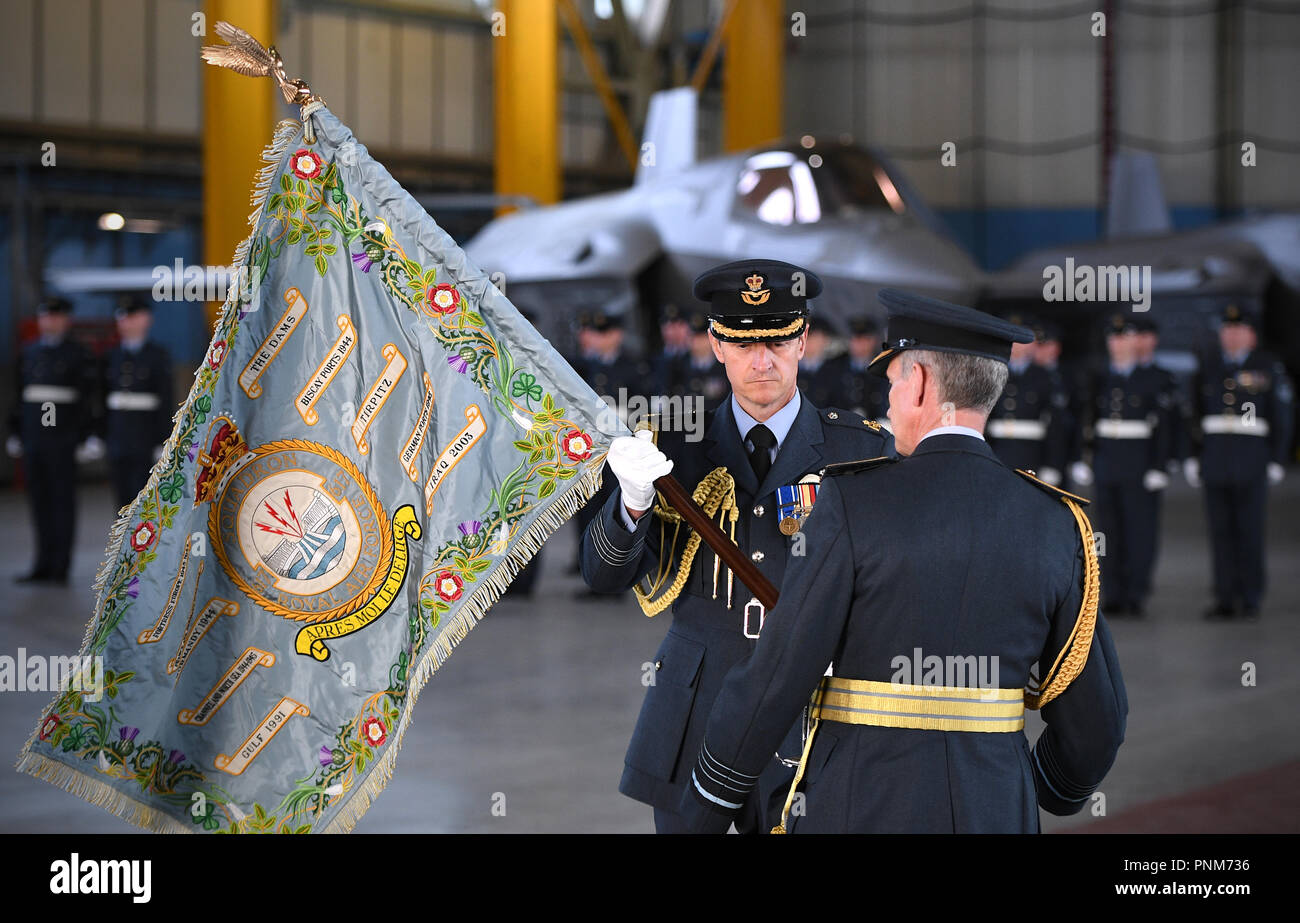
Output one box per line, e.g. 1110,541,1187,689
812,677,1025,733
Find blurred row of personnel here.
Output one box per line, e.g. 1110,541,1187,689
7,297,173,584
567,302,1294,622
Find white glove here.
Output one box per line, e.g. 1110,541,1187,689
151,445,164,462
1268,462,1285,485
75,435,106,464
1183,457,1201,488
1069,461,1093,487
1142,469,1169,492
5,435,21,459
608,429,673,512
1037,467,1062,486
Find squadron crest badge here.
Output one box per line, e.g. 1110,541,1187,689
201,419,421,662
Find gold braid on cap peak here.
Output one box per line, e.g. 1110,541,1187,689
1025,496,1100,709
709,316,806,340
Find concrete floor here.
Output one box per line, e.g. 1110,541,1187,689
1,478,1297,833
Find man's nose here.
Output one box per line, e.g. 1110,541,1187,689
751,347,774,369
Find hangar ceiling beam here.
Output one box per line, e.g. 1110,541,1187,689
558,0,639,170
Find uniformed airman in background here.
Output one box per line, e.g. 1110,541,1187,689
580,259,893,833
103,297,173,509
796,321,834,407
570,310,653,586
985,314,1069,484
676,289,1126,833
1071,313,1172,617
675,312,730,409
6,298,102,584
1033,318,1087,488
1186,305,1294,620
806,316,891,427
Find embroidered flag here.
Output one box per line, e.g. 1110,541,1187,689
18,105,624,832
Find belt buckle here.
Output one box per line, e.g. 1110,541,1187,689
743,597,765,639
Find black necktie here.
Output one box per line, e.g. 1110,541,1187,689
747,423,776,484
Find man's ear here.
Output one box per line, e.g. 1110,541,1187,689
794,329,808,360
912,360,930,409
709,332,725,363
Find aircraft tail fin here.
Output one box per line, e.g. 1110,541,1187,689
635,87,697,185
1106,151,1172,238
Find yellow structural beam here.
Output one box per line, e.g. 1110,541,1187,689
202,0,277,328
494,0,560,210
722,0,784,152
558,0,638,171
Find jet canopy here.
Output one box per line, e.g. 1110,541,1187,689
733,144,907,227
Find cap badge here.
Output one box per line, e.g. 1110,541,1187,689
741,273,771,306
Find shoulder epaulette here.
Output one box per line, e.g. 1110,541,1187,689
820,455,897,478
1014,468,1090,506
819,407,886,433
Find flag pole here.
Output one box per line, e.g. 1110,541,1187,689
651,471,779,611
202,20,779,612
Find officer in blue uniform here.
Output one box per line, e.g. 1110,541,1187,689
1071,314,1172,617
986,314,1069,484
579,260,894,833
677,289,1127,834
674,313,730,410
1186,305,1294,620
6,298,101,584
813,316,890,425
103,297,173,509
570,311,654,587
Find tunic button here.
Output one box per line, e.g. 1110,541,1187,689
1004,398,1016,411
1224,379,1236,390
753,505,764,517
827,411,838,420
1224,394,1235,405
751,550,765,562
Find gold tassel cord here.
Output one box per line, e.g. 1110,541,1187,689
1025,496,1101,710
771,683,827,834
633,467,739,617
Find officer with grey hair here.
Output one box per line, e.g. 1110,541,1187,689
678,289,1127,833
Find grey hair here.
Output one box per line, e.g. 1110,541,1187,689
899,349,1008,415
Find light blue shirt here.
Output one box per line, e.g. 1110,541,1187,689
732,390,801,465
617,390,802,533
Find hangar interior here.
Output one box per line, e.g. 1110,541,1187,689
1,0,1298,834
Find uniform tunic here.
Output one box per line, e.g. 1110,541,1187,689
1193,349,1294,609
986,361,1069,476
580,391,893,831
678,433,1127,833
104,341,173,508
1081,365,1172,610
9,336,98,579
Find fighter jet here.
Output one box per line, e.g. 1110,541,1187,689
465,88,983,355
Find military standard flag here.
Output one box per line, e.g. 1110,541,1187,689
18,101,624,832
